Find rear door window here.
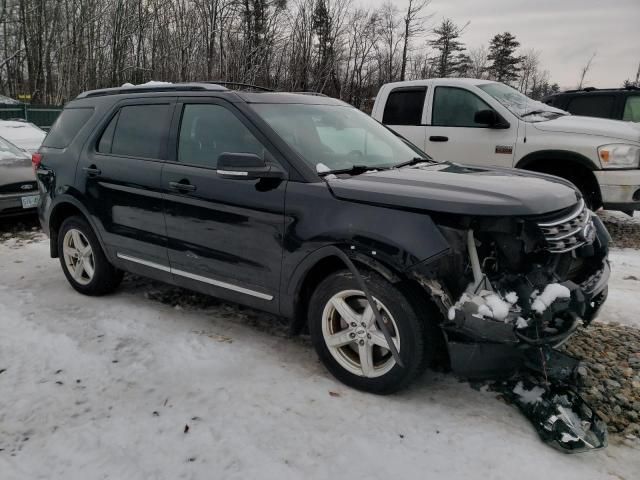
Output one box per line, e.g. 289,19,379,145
623,95,640,122
101,104,170,159
566,95,615,119
382,88,426,125
42,108,94,148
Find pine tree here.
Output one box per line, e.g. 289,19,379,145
429,18,467,78
487,32,522,83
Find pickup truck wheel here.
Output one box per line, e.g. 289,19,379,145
308,270,430,394
58,216,123,296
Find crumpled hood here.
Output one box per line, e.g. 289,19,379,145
326,163,579,216
534,115,640,143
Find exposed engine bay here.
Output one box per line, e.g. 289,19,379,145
410,199,611,452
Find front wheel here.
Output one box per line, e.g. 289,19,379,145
308,270,432,394
58,216,123,295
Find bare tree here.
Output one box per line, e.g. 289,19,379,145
467,45,488,79
577,51,596,89
400,0,430,81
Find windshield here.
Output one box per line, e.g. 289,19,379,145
250,103,428,174
478,83,567,122
0,135,28,160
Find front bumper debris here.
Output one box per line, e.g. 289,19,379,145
498,378,608,453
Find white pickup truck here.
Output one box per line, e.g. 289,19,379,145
371,78,640,214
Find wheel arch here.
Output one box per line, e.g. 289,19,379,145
47,196,107,259
516,150,602,207
285,245,445,336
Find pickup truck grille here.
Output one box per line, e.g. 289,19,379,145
537,200,593,253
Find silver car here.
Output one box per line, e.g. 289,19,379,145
0,136,39,217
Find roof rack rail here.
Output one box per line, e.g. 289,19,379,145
290,91,329,97
564,86,598,93
199,81,274,92
76,82,228,99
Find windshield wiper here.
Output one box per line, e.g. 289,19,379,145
521,109,550,118
393,157,433,168
317,164,382,177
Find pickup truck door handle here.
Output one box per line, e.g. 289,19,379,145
82,165,102,177
169,180,197,192
429,136,449,142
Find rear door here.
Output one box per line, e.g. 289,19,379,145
380,86,428,151
161,98,286,311
424,85,517,167
78,98,174,277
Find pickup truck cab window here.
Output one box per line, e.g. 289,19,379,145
382,88,427,126
432,86,494,128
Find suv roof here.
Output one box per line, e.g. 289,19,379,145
74,82,345,107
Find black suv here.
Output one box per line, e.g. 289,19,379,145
542,87,640,122
36,83,610,394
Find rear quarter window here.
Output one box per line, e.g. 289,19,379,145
566,95,615,119
42,108,94,148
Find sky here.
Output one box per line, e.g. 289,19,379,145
369,0,640,89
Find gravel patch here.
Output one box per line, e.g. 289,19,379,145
599,210,640,249
562,322,640,438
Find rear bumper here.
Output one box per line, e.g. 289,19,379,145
594,169,640,211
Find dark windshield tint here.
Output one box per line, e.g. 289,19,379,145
42,108,94,148
110,104,169,158
382,88,426,125
251,103,425,173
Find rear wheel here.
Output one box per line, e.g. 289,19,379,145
58,216,123,295
308,270,432,394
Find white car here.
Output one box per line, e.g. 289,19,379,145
0,120,46,153
372,78,640,214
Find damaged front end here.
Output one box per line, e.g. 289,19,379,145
411,199,611,451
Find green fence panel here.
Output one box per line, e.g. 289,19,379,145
0,104,63,130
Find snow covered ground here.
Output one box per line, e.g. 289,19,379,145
1,239,639,479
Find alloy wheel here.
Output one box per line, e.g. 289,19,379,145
321,289,400,378
62,228,95,286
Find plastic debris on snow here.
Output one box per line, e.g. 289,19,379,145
447,290,519,322
512,381,545,404
531,284,571,314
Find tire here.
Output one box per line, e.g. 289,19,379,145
57,215,123,295
308,270,433,394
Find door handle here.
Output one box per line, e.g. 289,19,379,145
83,165,102,177
169,181,197,192
429,136,449,142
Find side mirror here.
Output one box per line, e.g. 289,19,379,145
216,152,285,180
474,109,510,129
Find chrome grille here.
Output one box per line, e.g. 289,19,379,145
537,200,594,253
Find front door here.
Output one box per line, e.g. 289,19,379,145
424,85,517,168
162,99,286,311
78,98,175,273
